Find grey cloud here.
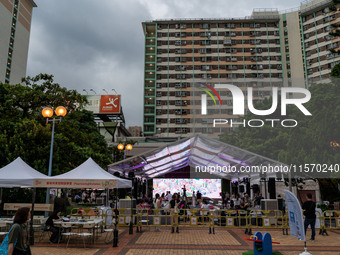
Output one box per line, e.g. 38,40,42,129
27,0,302,127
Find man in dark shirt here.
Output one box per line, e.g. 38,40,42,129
254,193,264,207
196,190,202,204
302,193,316,241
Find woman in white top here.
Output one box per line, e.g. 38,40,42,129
233,194,241,209
192,191,196,207
154,193,161,231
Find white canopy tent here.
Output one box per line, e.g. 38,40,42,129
108,134,294,181
34,158,132,189
0,157,48,187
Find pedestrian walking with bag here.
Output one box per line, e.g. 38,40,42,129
0,207,31,255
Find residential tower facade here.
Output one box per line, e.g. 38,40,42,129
142,0,340,137
0,0,36,84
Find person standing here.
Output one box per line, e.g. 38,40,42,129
161,193,165,202
82,191,87,203
74,193,81,203
233,194,241,209
166,191,172,201
220,192,226,208
170,195,179,233
254,193,263,208
192,191,196,207
7,207,31,255
196,190,202,204
302,193,316,241
154,193,161,232
182,185,187,198
91,191,96,203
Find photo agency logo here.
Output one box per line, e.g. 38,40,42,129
199,83,312,128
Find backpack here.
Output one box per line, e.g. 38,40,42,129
0,223,21,255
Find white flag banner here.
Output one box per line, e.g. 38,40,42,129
285,190,306,241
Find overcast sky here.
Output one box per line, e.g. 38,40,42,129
26,0,302,127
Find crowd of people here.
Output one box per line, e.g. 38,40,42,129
74,190,105,204
219,192,265,210
138,187,266,212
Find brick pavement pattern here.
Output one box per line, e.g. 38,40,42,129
31,227,340,255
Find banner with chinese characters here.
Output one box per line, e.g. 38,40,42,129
4,203,54,212
34,179,117,189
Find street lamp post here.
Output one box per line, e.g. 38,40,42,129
42,106,67,217
117,143,134,234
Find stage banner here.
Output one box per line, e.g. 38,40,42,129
34,179,117,189
285,190,306,241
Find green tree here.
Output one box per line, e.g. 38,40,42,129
0,74,112,204
331,63,340,78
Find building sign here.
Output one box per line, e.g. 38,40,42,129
34,179,117,189
100,95,121,113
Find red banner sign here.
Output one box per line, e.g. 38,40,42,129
100,95,120,113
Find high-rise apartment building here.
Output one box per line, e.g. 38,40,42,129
0,0,36,84
142,0,340,137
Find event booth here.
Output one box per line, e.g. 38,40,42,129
34,158,132,189
0,157,48,187
0,157,132,244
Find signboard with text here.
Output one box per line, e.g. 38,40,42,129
34,179,117,189
4,203,54,212
100,95,121,113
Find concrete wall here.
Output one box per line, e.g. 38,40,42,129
286,11,306,88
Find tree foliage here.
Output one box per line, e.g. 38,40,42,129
0,74,112,175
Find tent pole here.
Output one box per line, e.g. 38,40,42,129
30,188,36,245
129,187,133,234
106,188,109,207
113,187,118,247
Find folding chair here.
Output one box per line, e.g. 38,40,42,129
59,222,76,248
77,222,95,248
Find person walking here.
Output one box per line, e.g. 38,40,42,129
302,193,316,241
7,207,31,255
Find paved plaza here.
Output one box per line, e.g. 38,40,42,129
31,227,340,255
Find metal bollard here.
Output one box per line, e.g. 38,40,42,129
113,228,119,247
